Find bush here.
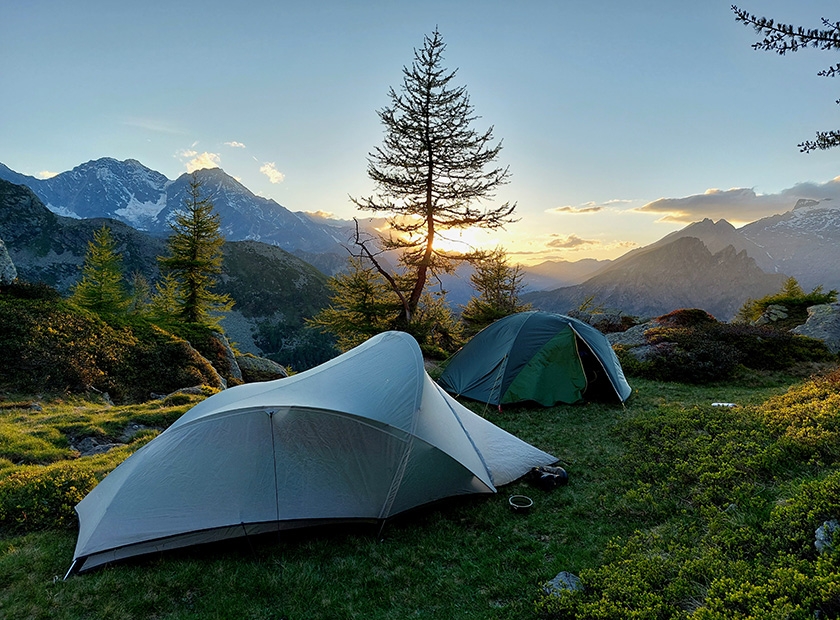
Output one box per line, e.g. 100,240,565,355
0,461,98,531
536,379,840,619
755,368,840,463
0,296,223,402
736,277,838,329
618,310,835,384
656,308,718,328
0,280,61,301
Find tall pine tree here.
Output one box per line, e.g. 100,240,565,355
158,173,233,328
70,225,130,316
351,29,517,329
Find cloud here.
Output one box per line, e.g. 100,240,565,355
636,177,840,224
260,162,285,184
37,170,59,179
547,198,635,215
183,151,221,173
305,210,338,220
225,141,246,148
547,234,598,249
123,117,186,135
549,205,604,214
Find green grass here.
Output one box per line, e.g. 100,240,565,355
0,371,836,619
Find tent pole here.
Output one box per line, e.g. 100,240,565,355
63,558,80,581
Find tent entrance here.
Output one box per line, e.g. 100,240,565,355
501,328,587,406
575,335,620,402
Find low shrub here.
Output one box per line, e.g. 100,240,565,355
618,311,835,384
755,369,840,464
0,295,223,403
0,461,98,531
537,379,840,619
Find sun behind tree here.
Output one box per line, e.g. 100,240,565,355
351,28,517,331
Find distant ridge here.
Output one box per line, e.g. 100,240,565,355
522,236,788,320
0,158,353,271
0,178,333,366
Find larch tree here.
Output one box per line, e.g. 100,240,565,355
308,257,404,352
461,248,531,335
733,5,840,151
158,173,233,328
70,225,130,316
351,28,517,330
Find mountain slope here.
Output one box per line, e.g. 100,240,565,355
0,179,333,366
522,236,788,320
0,158,349,260
740,199,840,291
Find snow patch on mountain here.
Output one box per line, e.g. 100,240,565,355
115,194,168,229
46,203,81,219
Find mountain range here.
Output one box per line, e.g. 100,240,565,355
2,157,839,322
0,158,354,275
0,178,334,369
522,199,840,320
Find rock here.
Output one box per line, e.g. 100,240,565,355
209,331,243,383
752,303,789,326
0,237,17,285
542,571,584,596
816,519,839,554
236,354,289,383
607,321,656,348
792,303,840,354
71,436,121,456
568,308,637,334
119,423,158,442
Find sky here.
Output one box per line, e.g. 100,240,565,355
3,0,840,264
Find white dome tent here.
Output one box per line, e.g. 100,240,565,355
67,331,556,575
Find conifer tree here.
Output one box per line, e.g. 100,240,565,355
351,29,517,329
461,248,530,335
70,225,130,316
158,173,233,328
308,257,404,352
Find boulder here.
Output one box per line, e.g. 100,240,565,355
792,303,840,354
606,322,654,348
0,237,16,285
542,571,584,596
236,354,289,383
568,308,638,334
752,303,789,326
209,331,243,383
816,519,839,554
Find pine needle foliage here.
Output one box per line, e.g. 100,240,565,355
158,173,233,329
733,5,840,151
351,29,517,328
735,276,837,327
69,225,130,316
461,248,531,335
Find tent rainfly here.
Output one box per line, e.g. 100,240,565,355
67,331,556,575
437,311,632,407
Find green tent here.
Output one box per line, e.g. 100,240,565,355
438,311,631,407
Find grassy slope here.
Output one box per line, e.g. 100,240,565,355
0,375,817,619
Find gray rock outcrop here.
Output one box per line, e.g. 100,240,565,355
0,237,16,284
792,303,840,354
816,519,839,554
210,331,243,383
236,354,289,383
542,571,584,596
752,303,789,326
